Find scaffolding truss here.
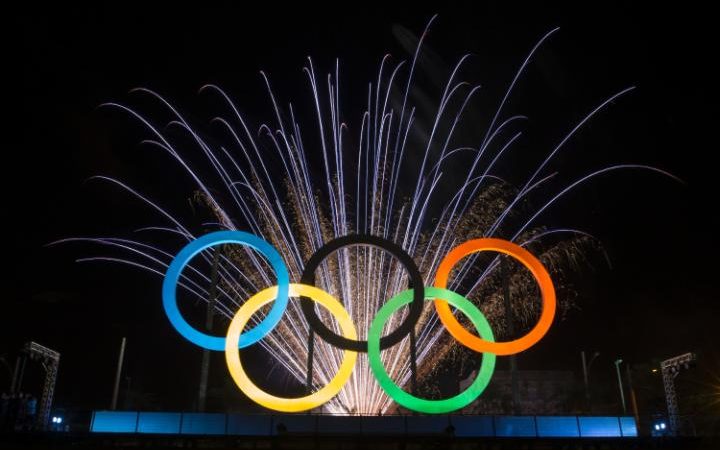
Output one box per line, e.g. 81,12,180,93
660,352,696,436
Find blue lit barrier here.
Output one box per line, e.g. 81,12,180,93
578,416,622,437
90,412,638,438
620,416,637,437
452,415,494,437
494,416,536,437
536,416,580,437
271,414,316,435
226,414,272,436
137,412,182,434
90,411,137,433
361,415,405,434
318,415,362,434
404,416,448,435
180,413,226,435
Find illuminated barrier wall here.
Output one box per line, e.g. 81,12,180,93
90,412,638,438
136,412,181,434
536,416,580,437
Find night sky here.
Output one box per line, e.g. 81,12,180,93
4,3,718,418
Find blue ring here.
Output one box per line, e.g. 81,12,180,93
162,231,289,351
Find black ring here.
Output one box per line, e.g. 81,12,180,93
300,234,424,352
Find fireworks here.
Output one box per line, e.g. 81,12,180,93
55,17,677,415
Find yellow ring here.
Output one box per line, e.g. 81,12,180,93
224,283,357,412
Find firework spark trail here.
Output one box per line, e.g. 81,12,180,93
57,19,679,414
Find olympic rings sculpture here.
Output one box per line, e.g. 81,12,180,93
162,230,556,414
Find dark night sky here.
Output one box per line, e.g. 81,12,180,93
4,3,719,416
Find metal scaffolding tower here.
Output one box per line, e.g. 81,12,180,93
23,342,60,430
660,352,696,436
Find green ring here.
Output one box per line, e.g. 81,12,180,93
368,287,496,414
